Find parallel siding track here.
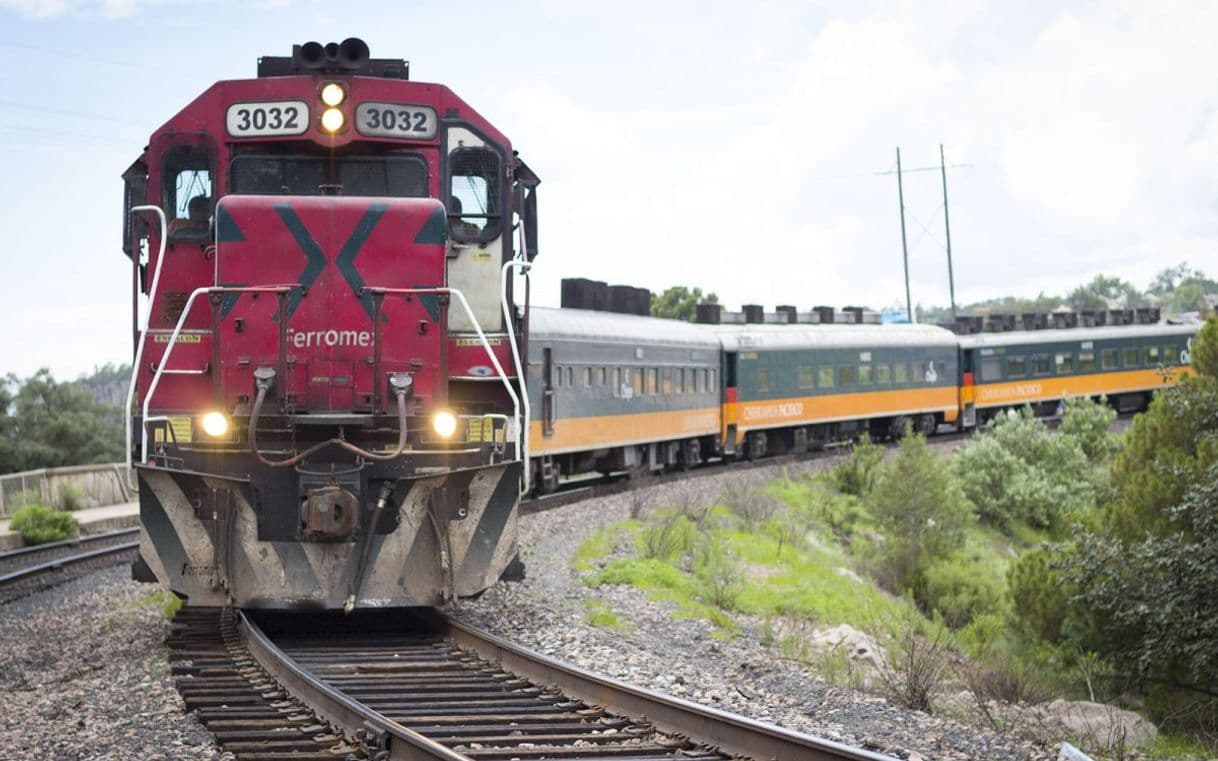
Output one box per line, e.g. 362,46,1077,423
0,527,139,602
170,608,896,761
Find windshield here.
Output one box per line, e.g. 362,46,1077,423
230,154,428,197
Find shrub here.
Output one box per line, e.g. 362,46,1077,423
637,514,697,562
830,434,884,496
920,553,1006,629
1007,544,1074,643
875,605,954,713
1059,395,1119,461
721,482,779,528
693,533,742,610
954,410,1094,531
10,504,79,545
867,432,972,594
802,480,871,539
58,484,86,512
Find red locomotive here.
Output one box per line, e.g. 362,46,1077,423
123,39,538,610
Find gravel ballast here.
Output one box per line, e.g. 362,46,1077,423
0,567,229,761
448,461,1057,761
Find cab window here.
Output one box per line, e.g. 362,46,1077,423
163,145,214,240
449,146,501,242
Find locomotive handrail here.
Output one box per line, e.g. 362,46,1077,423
501,258,532,494
124,205,167,474
361,286,523,470
139,285,298,465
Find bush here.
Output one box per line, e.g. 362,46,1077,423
954,410,1094,531
721,482,779,528
875,605,954,713
10,504,79,545
830,434,884,495
1059,395,1119,461
692,533,742,610
637,514,697,562
867,432,973,594
58,484,85,511
1007,544,1074,643
920,553,1007,629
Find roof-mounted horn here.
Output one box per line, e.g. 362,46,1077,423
257,38,409,79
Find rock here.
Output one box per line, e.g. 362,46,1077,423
1034,700,1158,751
808,624,887,673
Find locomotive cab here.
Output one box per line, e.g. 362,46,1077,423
122,40,538,610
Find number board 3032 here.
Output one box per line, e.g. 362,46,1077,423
226,101,309,137
355,102,438,139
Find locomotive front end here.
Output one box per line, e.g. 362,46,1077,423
124,40,537,609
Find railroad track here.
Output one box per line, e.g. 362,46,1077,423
0,527,140,602
170,607,897,761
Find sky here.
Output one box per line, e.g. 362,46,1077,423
0,0,1215,379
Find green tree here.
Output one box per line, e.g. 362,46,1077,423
650,286,718,321
1192,317,1218,379
867,431,972,593
954,409,1095,532
1066,273,1144,312
1063,319,1218,719
1068,466,1218,696
0,369,125,474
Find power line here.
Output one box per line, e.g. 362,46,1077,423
0,98,146,125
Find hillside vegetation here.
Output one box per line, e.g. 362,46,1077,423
577,317,1218,758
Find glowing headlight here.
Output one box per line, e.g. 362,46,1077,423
321,107,345,133
320,82,345,106
200,411,229,438
432,410,458,439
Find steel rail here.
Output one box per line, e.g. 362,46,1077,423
0,526,139,562
429,612,898,761
236,610,472,761
0,540,139,590
238,607,895,761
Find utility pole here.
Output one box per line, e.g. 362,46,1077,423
940,144,957,321
896,147,913,323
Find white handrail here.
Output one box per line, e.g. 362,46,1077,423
140,285,296,464
364,286,523,474
124,205,167,471
500,259,532,493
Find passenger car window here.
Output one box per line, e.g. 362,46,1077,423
1101,350,1118,370
798,366,815,390
1007,356,1027,377
757,367,770,392
1079,352,1096,371
818,367,834,388
876,364,891,385
1033,355,1052,375
859,364,873,386
838,366,857,386
894,363,910,384
1123,347,1139,368
1146,346,1160,364
1055,353,1073,373
981,358,1003,382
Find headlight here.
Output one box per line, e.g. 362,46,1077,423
321,107,345,132
200,411,229,437
320,82,345,106
432,410,458,439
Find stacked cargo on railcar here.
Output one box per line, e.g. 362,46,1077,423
122,40,539,609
